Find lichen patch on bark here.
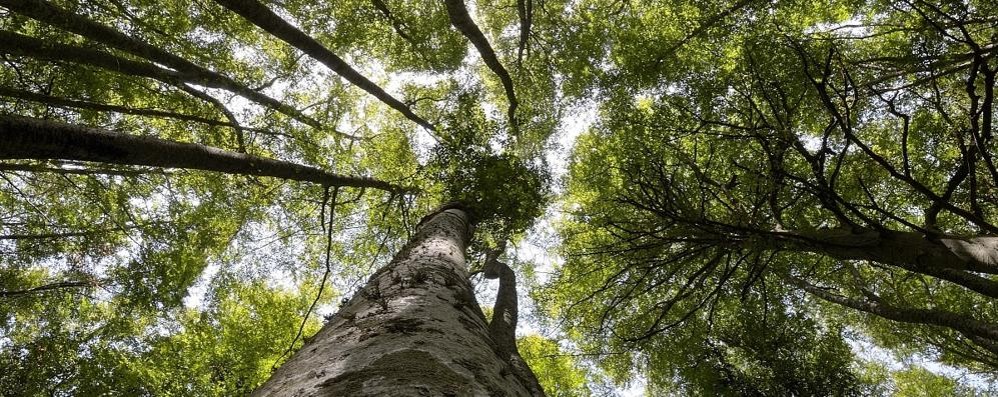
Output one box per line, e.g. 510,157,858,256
317,349,469,396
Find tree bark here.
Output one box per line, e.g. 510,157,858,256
443,0,518,128
254,207,540,396
212,0,436,132
786,228,998,275
485,250,545,396
0,115,407,192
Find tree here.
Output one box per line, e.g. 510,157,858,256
0,0,560,393
544,0,998,390
255,205,541,395
3,0,997,394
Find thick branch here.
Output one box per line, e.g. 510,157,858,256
0,115,410,192
0,280,92,298
781,228,998,276
794,277,998,343
0,86,265,134
443,0,518,128
484,249,544,397
212,0,435,131
0,0,322,128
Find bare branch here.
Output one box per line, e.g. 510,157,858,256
0,115,413,192
213,0,436,131
444,0,518,129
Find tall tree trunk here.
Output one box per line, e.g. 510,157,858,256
254,206,540,396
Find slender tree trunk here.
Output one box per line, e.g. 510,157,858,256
254,206,539,396
486,257,545,396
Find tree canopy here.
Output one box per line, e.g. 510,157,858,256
1,0,997,395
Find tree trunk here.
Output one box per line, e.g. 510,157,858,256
486,256,545,396
254,207,540,396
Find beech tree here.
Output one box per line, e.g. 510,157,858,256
2,0,996,395
1,0,551,394
546,0,998,392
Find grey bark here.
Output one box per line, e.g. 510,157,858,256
443,0,518,127
793,277,998,353
789,228,998,275
212,0,436,131
0,0,322,129
484,247,545,396
772,227,998,298
254,207,538,396
0,115,407,192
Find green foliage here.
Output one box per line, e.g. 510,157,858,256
121,281,330,395
0,279,328,395
517,335,597,396
426,92,549,238
3,0,997,394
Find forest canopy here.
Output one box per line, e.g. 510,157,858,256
1,0,997,395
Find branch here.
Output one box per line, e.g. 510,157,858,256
791,39,998,232
516,0,532,65
369,0,413,42
0,30,330,142
793,276,998,343
0,115,413,192
176,84,245,151
212,0,436,131
443,0,518,129
0,86,274,137
651,0,757,67
273,186,340,370
0,280,95,298
0,0,322,128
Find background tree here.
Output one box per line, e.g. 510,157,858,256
544,0,998,392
